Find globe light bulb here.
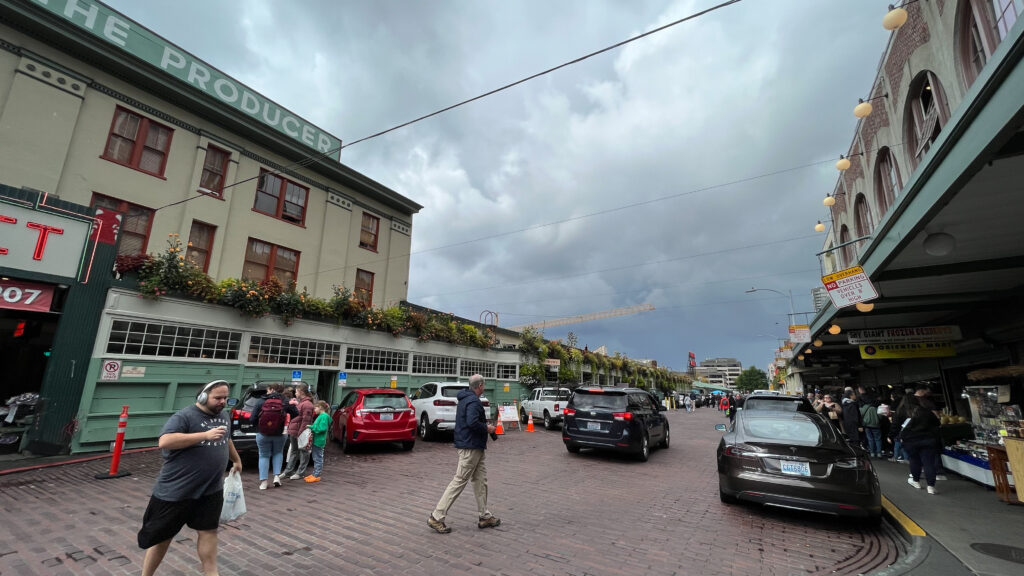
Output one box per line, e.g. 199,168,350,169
883,6,909,31
853,99,873,118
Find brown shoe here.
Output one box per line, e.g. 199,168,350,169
428,515,451,534
478,516,501,529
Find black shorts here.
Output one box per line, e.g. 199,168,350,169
137,490,223,549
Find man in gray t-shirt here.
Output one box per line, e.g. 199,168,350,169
137,380,242,576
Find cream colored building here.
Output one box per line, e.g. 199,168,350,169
0,0,421,306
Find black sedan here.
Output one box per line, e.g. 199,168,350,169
715,409,881,525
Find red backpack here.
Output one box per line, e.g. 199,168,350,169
258,396,285,435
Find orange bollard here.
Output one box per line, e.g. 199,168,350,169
495,418,504,435
526,412,535,433
96,405,132,479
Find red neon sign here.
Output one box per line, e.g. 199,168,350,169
0,216,64,260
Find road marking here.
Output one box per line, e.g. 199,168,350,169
881,495,926,537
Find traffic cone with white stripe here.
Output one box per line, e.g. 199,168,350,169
526,412,535,433
495,418,504,435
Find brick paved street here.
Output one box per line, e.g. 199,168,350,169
0,408,904,576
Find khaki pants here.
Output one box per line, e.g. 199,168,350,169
431,448,490,522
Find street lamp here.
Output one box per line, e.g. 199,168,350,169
746,287,795,321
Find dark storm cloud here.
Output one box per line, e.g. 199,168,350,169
104,0,892,371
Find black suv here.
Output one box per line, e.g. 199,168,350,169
227,381,314,456
562,387,669,461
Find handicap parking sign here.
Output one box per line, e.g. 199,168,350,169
291,370,302,381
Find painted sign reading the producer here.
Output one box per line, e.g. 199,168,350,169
31,0,342,158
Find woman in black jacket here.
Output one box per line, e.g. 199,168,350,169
901,399,941,494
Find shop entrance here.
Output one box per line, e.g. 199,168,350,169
0,310,59,400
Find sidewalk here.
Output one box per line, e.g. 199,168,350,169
874,457,1024,576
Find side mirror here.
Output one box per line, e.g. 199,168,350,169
227,398,238,407
714,424,727,431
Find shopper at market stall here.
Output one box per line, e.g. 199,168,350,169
841,390,863,444
901,390,943,494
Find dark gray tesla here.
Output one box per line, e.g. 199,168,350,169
716,409,881,524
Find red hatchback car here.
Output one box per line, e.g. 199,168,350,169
331,388,417,452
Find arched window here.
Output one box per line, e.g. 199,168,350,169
958,1,1022,87
839,225,853,268
874,147,902,215
854,194,873,237
905,71,950,170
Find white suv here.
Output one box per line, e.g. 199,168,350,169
411,381,492,441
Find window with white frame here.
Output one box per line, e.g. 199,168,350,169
460,359,496,378
247,336,340,366
412,354,458,376
497,363,518,380
106,320,241,359
346,347,409,372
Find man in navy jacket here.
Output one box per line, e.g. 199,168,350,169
428,374,501,533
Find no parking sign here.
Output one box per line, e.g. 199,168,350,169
101,360,122,381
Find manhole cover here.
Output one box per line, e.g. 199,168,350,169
970,543,1024,564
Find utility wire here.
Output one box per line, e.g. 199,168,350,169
154,0,743,212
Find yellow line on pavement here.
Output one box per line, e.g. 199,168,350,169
881,495,926,537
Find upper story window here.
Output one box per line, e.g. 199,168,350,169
854,194,873,237
905,71,950,169
243,238,299,286
839,225,854,268
360,213,380,251
959,1,1022,89
874,147,902,216
254,170,307,225
199,145,231,197
992,0,1022,39
91,193,154,256
186,220,216,272
102,107,173,177
355,268,374,307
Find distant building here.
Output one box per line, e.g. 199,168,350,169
694,357,742,388
811,287,830,312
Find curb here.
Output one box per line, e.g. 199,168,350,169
0,447,159,476
870,495,930,576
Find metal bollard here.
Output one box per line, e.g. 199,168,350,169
95,405,132,479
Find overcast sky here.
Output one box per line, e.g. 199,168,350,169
105,0,892,373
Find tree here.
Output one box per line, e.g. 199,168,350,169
734,367,769,392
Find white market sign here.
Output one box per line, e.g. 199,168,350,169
32,0,342,157
788,324,811,342
821,266,878,308
847,325,963,345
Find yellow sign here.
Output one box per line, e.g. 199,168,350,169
503,383,510,392
822,266,865,284
859,342,956,359
390,375,398,389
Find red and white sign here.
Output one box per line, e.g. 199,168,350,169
0,279,55,312
821,266,878,308
0,202,91,279
101,360,122,381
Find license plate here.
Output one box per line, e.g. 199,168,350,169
586,421,602,431
780,460,810,476
380,413,393,421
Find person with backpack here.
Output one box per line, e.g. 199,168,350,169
250,383,297,490
858,390,882,458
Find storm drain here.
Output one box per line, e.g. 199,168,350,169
970,543,1024,565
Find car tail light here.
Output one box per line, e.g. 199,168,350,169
481,399,490,407
723,444,760,459
433,399,457,407
232,409,250,420
586,388,603,393
612,412,632,421
835,457,870,470
563,408,576,417
554,403,560,412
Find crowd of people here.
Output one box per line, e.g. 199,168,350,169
807,383,945,495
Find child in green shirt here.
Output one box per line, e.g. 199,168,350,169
305,401,331,483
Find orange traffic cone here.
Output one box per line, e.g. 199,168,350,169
495,418,505,435
526,412,535,433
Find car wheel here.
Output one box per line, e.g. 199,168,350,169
419,415,435,441
543,411,553,430
719,487,738,504
401,441,415,451
520,409,528,424
340,428,352,454
636,434,650,462
660,425,670,449
566,443,580,454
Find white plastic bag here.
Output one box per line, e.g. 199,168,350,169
220,471,246,523
297,428,312,450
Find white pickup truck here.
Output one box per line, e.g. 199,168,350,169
520,387,572,430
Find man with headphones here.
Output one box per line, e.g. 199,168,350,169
138,380,242,576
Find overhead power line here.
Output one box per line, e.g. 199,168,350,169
154,0,743,213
